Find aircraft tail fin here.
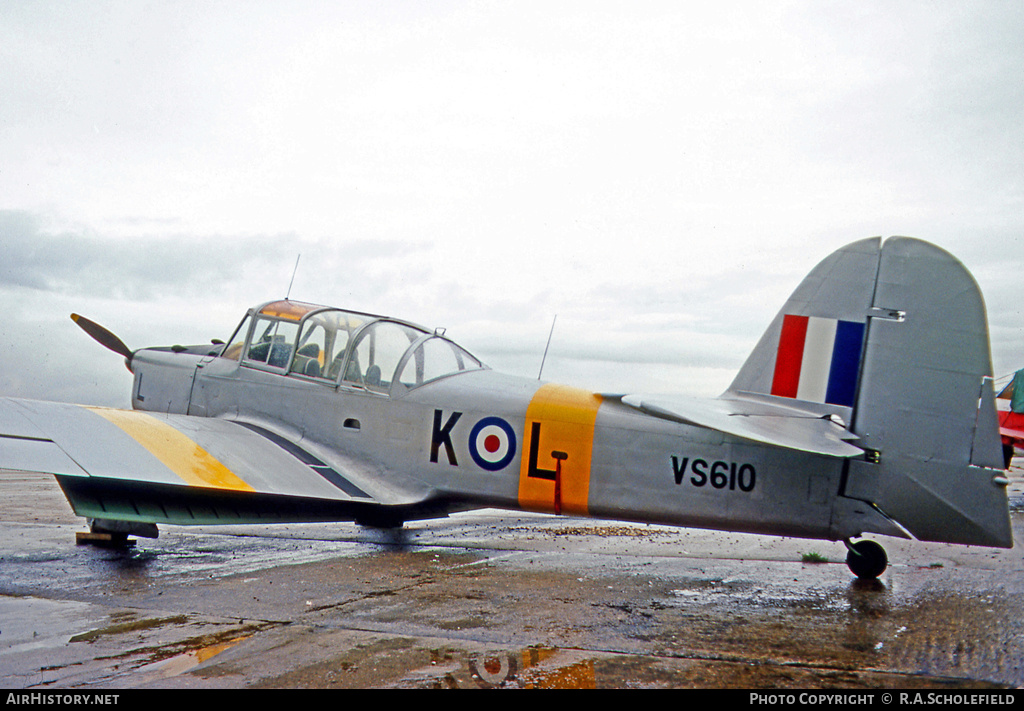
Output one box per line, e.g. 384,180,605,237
729,237,1012,548
728,237,881,409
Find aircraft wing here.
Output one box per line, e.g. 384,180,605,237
0,397,428,528
618,393,863,457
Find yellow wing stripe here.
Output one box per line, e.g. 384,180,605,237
86,408,255,492
518,383,602,515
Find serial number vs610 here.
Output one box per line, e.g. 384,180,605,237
671,456,756,492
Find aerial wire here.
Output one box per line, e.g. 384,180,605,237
537,315,557,381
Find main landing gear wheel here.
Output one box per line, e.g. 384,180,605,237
845,539,887,579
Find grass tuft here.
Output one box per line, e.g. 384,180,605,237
801,552,828,564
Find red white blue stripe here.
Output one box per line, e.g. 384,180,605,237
770,315,865,407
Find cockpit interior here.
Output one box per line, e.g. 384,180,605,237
223,300,484,394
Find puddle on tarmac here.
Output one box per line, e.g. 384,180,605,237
132,637,250,681
0,596,108,655
668,578,853,613
1,599,223,655
0,594,268,688
68,614,190,643
329,644,1012,689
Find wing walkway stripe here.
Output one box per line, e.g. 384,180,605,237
235,422,372,499
86,407,255,492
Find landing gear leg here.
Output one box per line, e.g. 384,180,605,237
844,539,887,579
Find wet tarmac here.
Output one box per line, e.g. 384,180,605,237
1,466,1023,689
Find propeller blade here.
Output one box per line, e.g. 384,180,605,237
70,313,133,359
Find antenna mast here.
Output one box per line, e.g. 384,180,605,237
537,315,557,380
286,254,301,300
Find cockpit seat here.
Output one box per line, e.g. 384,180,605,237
268,343,293,368
304,358,321,377
328,352,346,379
365,364,381,388
292,343,321,377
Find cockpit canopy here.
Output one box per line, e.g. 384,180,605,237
223,300,484,394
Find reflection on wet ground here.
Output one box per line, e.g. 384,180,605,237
1,469,1022,689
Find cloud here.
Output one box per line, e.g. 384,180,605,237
1,211,260,297
0,210,430,303
1,3,1022,403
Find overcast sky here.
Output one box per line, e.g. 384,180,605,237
2,1,1023,408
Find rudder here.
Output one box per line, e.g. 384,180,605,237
843,237,1011,547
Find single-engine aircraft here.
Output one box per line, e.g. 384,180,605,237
0,237,1013,579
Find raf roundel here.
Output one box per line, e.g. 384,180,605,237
468,416,517,471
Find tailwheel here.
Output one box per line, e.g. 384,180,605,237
845,539,887,579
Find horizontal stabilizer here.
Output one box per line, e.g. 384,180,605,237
619,393,862,457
